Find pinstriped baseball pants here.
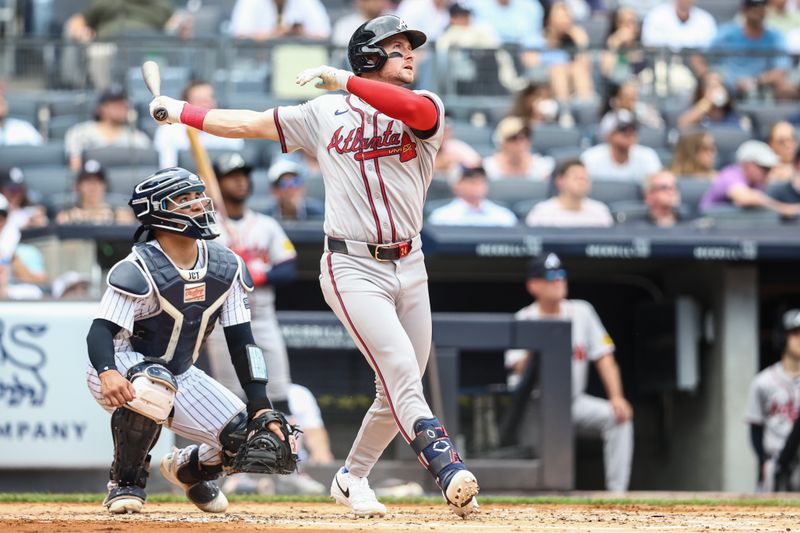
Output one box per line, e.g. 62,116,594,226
86,352,246,469
320,248,434,478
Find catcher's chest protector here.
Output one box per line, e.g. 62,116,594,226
130,241,239,375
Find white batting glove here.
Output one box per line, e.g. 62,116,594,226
149,95,186,125
295,65,353,92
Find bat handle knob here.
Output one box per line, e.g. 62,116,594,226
153,107,168,121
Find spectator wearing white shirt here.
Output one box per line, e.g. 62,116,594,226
332,0,388,47
428,166,518,226
525,158,613,227
581,109,662,182
229,0,331,41
0,91,42,146
153,80,244,169
641,0,717,50
471,0,544,48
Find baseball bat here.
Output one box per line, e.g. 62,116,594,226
186,127,228,221
142,60,168,121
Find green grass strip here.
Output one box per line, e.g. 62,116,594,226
1,493,800,507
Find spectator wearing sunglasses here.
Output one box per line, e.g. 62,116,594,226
767,121,798,183
264,160,325,221
483,116,555,181
637,171,684,227
581,109,662,183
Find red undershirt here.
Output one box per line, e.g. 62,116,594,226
346,76,438,132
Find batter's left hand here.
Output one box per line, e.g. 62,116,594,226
296,65,352,92
610,397,633,423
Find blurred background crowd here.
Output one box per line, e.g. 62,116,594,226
1,0,800,299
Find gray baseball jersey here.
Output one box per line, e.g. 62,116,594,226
506,299,632,492
273,91,444,477
746,362,800,457
205,210,297,402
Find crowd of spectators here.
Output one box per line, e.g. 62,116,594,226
2,0,800,296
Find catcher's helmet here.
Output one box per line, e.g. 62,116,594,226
129,167,220,240
347,15,426,75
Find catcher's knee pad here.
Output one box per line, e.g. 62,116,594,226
125,362,178,424
110,406,162,488
411,417,465,490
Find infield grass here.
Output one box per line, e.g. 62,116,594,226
1,493,800,507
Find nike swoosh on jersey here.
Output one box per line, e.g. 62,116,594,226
335,474,350,498
334,109,348,116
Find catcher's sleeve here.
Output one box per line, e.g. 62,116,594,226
87,319,122,374
223,322,272,416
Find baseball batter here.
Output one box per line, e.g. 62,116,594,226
746,309,800,491
505,253,634,492
85,168,293,514
148,14,479,518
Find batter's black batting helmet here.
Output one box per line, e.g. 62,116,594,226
129,167,220,241
347,15,426,75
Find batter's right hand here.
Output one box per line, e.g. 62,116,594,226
149,95,186,125
99,369,135,408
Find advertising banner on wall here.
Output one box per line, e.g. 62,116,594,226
0,302,174,468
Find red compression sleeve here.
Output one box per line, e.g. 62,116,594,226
180,104,209,131
346,76,438,132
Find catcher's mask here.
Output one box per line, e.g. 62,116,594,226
347,15,426,75
129,167,220,241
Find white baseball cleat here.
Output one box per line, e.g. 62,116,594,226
443,469,480,518
330,466,387,517
160,448,228,513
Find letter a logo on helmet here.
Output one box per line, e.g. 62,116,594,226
347,15,427,75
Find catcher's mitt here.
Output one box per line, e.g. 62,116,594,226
230,411,300,475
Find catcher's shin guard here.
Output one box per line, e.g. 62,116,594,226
110,406,162,490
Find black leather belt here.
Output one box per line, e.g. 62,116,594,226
327,236,413,261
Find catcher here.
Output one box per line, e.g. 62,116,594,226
85,167,299,514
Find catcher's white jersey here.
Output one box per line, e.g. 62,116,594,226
274,91,445,243
746,362,800,456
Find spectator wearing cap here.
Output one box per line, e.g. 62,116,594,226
641,0,717,51
700,140,800,217
483,116,555,181
154,80,244,169
767,121,798,183
0,88,43,146
707,0,794,100
580,109,662,182
55,160,135,226
525,158,613,227
506,252,633,492
428,166,517,226
332,0,389,47
0,166,48,230
51,271,91,299
264,160,324,221
63,83,152,172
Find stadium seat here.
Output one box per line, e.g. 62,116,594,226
424,198,454,218
47,115,85,140
304,176,325,201
427,179,453,201
589,179,642,205
609,200,649,224
570,100,602,128
105,166,159,195
695,0,740,23
547,146,584,167
449,120,494,153
704,205,782,228
638,127,667,150
177,144,260,174
0,142,65,167
677,178,712,217
512,198,540,219
583,16,610,49
19,165,74,200
83,146,159,168
488,179,549,206
737,102,800,140
531,125,583,155
704,127,752,166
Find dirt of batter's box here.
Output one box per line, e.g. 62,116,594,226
0,502,799,532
